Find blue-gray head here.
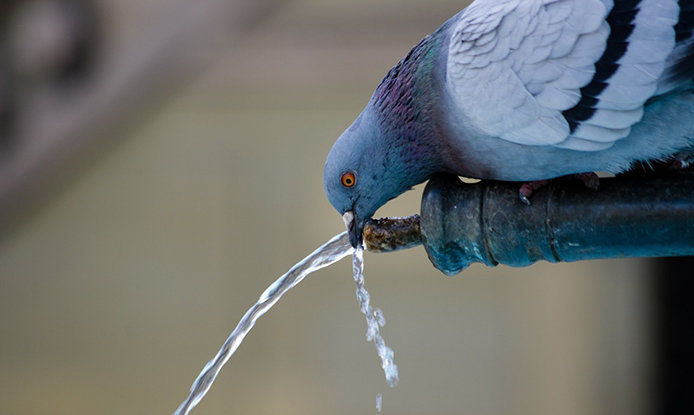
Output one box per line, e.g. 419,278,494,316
324,30,444,247
324,110,391,247
324,107,436,247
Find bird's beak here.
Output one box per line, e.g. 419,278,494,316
343,210,364,248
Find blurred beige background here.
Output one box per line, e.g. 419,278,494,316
0,1,654,414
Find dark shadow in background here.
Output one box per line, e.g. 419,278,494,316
655,256,694,415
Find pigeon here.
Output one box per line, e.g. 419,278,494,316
324,0,694,247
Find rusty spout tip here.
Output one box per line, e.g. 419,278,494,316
363,215,422,253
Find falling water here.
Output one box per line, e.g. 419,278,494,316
174,232,352,415
174,231,399,415
352,247,399,387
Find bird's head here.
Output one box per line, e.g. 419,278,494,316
324,110,415,248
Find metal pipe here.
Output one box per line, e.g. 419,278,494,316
363,171,694,275
363,215,421,252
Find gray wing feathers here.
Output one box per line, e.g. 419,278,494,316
446,0,681,151
447,0,609,146
564,0,677,150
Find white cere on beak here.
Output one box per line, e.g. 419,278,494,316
342,211,355,229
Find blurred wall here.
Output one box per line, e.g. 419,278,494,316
0,1,654,414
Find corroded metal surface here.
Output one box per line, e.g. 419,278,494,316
363,172,694,274
420,172,694,275
364,215,422,253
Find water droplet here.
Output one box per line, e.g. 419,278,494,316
374,308,386,327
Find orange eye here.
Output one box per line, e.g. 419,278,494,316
341,171,356,188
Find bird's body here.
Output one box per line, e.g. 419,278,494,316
324,0,694,246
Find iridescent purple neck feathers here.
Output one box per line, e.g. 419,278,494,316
368,28,448,183
373,32,441,133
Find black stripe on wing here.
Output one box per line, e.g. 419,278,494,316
669,0,694,84
675,0,694,42
562,0,641,133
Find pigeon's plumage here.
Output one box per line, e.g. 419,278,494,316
324,0,694,246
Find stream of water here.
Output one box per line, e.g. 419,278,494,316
174,231,399,414
352,246,399,387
